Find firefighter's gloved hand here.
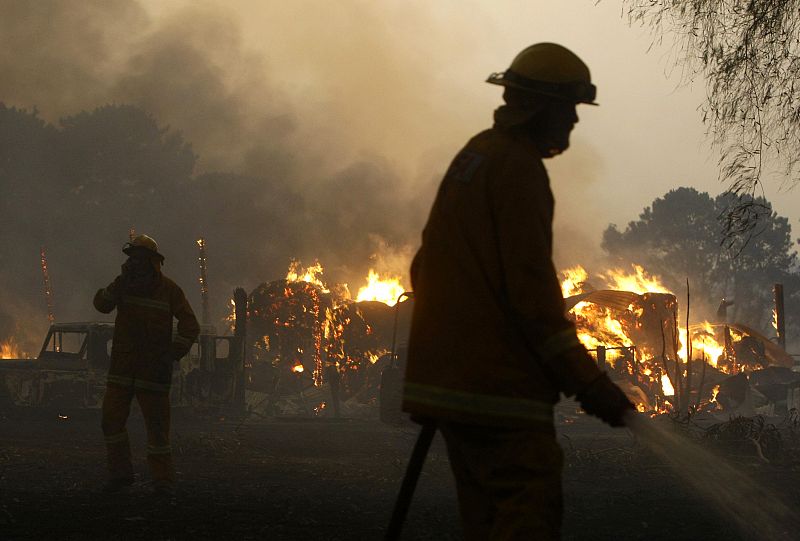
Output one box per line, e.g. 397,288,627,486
106,275,126,301
577,374,635,427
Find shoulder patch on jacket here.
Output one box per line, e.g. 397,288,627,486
445,150,484,184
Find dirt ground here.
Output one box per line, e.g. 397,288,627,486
2,404,799,541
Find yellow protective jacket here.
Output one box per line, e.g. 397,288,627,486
94,273,200,393
403,125,602,428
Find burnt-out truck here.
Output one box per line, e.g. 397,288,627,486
0,322,245,410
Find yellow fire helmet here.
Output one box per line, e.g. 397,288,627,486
486,43,597,105
123,234,165,263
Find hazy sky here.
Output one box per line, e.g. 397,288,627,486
140,0,800,268
3,0,799,343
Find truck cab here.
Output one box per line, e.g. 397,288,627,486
0,322,243,410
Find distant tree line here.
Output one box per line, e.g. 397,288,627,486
625,1,800,245
0,103,300,343
0,102,426,349
603,187,800,342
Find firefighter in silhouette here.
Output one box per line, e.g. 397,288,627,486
94,234,199,495
403,44,634,539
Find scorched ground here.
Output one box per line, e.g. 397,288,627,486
2,405,800,540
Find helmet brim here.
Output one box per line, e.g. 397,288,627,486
122,243,165,263
486,71,598,106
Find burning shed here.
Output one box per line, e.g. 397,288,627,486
242,261,408,417
560,265,796,414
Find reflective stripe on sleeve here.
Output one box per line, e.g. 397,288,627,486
134,379,171,393
403,382,553,424
537,328,582,362
146,444,172,455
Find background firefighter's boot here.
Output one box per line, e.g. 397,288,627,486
103,430,135,490
147,446,176,491
101,383,136,491
138,390,176,492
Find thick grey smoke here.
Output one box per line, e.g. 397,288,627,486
0,1,442,351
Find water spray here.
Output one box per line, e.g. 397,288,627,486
624,411,798,540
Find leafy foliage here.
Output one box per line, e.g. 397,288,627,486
625,1,800,245
603,187,799,330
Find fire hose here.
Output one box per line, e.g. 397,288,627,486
385,423,437,541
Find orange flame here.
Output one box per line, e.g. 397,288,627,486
661,374,675,396
291,363,304,373
1,338,23,359
560,266,589,297
286,260,329,292
678,323,726,367
600,265,671,295
559,264,737,412
355,270,406,306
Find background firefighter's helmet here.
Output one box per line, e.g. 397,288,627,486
486,43,597,105
123,234,165,263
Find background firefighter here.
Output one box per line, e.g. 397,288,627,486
93,234,200,495
403,43,635,539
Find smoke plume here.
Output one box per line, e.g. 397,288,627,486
0,1,450,350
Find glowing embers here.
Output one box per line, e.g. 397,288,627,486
247,259,406,401
560,265,692,413
559,264,780,414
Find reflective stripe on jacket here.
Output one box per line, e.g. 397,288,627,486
94,273,200,389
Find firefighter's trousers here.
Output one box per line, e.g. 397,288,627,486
101,383,174,484
439,422,564,541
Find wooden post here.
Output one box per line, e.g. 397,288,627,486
630,346,638,386
233,287,248,410
596,345,607,372
673,309,682,412
685,279,692,413
774,283,786,350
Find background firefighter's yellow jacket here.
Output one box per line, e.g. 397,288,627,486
403,125,602,428
94,274,200,392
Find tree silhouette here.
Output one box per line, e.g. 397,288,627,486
625,1,800,245
603,187,799,330
57,104,195,210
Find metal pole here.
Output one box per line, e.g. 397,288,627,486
197,238,209,325
40,247,55,325
389,292,414,368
